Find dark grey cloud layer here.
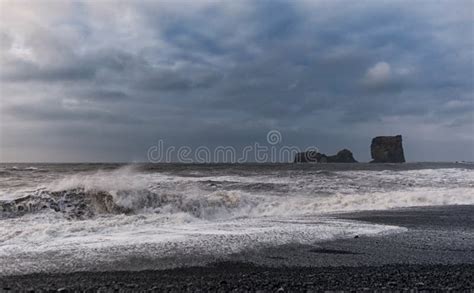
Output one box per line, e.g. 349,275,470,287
1,0,473,162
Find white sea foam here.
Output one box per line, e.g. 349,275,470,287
0,211,404,275
37,166,474,217
0,164,472,275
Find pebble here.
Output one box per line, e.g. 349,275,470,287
1,264,473,291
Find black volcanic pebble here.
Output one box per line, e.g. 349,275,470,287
1,263,473,291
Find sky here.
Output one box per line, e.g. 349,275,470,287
0,0,473,162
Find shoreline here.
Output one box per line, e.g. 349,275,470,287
1,205,473,290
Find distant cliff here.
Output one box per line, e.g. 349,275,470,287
294,149,357,163
370,135,405,163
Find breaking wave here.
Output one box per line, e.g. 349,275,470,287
0,164,473,275
0,188,257,220
1,166,473,221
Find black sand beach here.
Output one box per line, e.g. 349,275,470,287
2,0,474,289
2,205,473,291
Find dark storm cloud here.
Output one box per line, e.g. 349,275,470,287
79,89,129,102
4,102,143,125
0,0,473,162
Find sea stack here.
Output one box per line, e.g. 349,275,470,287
327,149,357,163
294,149,357,163
370,135,405,163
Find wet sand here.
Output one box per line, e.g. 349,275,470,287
1,205,473,291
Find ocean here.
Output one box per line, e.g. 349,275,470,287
0,163,473,276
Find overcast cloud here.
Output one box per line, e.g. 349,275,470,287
0,0,473,162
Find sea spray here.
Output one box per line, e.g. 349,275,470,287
0,163,472,275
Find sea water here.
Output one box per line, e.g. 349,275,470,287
0,163,472,275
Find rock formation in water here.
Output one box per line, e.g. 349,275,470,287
294,149,357,163
326,149,357,163
370,135,405,163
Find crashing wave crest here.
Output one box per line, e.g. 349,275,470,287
0,189,129,219
0,187,257,220
1,166,473,221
